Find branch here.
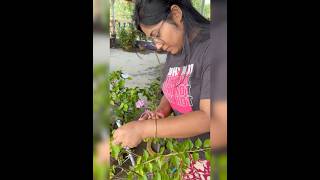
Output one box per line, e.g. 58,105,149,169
142,147,212,165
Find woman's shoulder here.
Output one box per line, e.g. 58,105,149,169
192,36,212,65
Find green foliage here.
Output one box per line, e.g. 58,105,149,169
111,0,134,22
110,138,212,179
217,153,227,180
192,152,200,161
191,0,211,19
111,143,121,160
118,24,138,51
195,138,202,149
141,77,161,111
203,139,211,148
93,154,108,180
108,71,212,179
108,70,146,123
108,70,162,125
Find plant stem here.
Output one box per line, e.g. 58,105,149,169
142,148,212,165
117,166,143,177
154,52,161,65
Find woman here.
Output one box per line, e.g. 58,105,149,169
113,0,211,179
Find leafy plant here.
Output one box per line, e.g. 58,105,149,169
118,24,138,51
110,138,212,179
108,70,212,179
108,70,146,124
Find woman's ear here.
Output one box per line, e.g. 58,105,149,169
170,5,183,25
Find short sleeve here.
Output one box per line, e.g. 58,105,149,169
200,42,212,99
213,60,227,101
200,57,211,99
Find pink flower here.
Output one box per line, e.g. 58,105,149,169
135,100,145,108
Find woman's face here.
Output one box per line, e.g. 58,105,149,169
140,5,184,55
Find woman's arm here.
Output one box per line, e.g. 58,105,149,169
139,95,173,120
113,99,210,148
211,100,227,149
155,95,173,117
141,99,210,139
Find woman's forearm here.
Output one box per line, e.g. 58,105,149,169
211,101,227,149
155,96,172,117
141,110,210,139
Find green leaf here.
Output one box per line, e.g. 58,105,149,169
127,172,134,180
123,104,129,112
137,165,144,177
203,139,211,148
138,174,148,180
136,156,142,165
205,150,212,161
192,152,200,161
130,89,135,96
166,141,174,152
187,139,194,149
154,172,161,180
119,103,124,110
173,174,180,180
143,150,149,161
111,144,121,159
119,79,125,87
159,146,165,154
184,157,191,167
163,161,169,170
180,152,186,162
146,163,153,172
181,140,189,151
156,158,162,169
162,172,169,180
195,138,202,149
171,156,180,167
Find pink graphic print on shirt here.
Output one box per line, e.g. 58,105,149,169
162,64,194,114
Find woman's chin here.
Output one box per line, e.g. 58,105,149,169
168,48,177,54
169,48,182,55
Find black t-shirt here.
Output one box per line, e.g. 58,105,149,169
160,29,211,159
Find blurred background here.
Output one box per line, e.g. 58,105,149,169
93,0,109,180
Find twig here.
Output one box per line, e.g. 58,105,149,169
129,151,140,157
114,166,143,178
154,52,161,65
142,148,212,165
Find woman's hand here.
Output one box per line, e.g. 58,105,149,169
112,121,146,148
138,110,165,121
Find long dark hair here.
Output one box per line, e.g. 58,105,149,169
133,0,210,41
134,0,210,87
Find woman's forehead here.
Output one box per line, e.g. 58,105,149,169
140,21,163,36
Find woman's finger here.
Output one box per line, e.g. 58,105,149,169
151,112,156,119
156,112,165,119
138,112,149,121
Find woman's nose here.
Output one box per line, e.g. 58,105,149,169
155,43,163,50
